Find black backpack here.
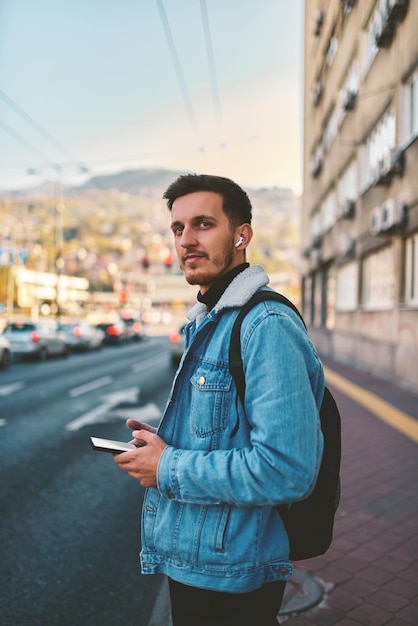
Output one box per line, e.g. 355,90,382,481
229,290,341,561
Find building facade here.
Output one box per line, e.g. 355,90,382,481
302,0,418,391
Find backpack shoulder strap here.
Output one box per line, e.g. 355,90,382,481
229,291,306,406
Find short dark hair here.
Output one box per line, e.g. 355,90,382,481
163,174,252,226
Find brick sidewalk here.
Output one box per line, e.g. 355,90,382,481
281,356,418,625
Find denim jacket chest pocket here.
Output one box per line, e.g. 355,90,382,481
189,362,232,442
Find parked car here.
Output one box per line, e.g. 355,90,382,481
57,321,104,351
120,315,147,341
2,320,70,361
0,335,11,369
169,324,186,365
96,320,129,345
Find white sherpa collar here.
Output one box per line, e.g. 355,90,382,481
187,265,269,325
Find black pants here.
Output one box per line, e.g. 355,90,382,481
168,578,286,626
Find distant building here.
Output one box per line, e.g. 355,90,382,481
302,0,418,390
0,267,89,320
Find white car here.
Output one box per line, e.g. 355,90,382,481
2,320,70,361
57,321,104,351
0,335,11,369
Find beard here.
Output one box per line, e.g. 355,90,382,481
181,240,235,288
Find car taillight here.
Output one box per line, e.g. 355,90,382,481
133,322,142,332
170,332,181,344
73,326,83,337
107,325,121,336
31,331,40,342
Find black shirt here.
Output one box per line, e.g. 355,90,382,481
197,263,249,311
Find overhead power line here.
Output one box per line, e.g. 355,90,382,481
0,88,89,173
200,0,223,135
155,0,199,137
0,118,60,171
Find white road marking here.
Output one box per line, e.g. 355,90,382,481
0,381,25,397
69,376,113,398
0,418,7,427
108,402,162,423
66,387,140,431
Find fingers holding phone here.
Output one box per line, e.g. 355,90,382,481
126,418,157,435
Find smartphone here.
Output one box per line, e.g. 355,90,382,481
90,436,136,454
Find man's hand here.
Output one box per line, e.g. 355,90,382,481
126,418,157,442
113,428,168,488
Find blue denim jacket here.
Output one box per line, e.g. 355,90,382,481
141,266,324,592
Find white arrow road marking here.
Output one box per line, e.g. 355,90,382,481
0,381,25,397
69,376,113,398
108,402,162,424
66,387,140,431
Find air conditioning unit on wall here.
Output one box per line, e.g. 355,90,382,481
342,0,356,12
310,146,323,178
374,10,394,48
374,148,405,185
380,199,407,232
312,81,323,106
338,235,356,257
312,10,324,37
370,206,382,236
383,148,404,176
342,89,357,112
339,198,356,220
386,0,409,24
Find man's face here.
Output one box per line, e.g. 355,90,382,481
170,191,242,293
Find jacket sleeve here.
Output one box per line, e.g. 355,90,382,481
157,307,325,506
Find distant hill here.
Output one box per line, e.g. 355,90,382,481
76,168,300,220
73,167,187,196
0,167,186,200
1,167,299,208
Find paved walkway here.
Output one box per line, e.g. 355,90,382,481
150,355,418,625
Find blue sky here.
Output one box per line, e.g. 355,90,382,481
0,0,303,191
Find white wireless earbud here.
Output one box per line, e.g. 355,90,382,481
234,236,244,248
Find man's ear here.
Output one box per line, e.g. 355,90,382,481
236,223,253,249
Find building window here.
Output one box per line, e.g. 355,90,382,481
362,246,395,309
337,58,359,125
307,266,336,329
324,266,336,329
336,261,358,311
370,113,396,168
408,71,418,137
310,143,323,178
405,233,418,305
338,160,358,213
406,71,418,139
399,70,418,145
361,0,404,76
362,110,396,188
326,36,338,68
362,12,379,75
310,211,322,242
324,108,338,151
322,190,337,232
312,271,322,327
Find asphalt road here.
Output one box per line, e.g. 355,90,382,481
0,337,175,626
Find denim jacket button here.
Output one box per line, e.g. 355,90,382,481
198,375,206,385
168,489,175,499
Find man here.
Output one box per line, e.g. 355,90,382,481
114,174,324,626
